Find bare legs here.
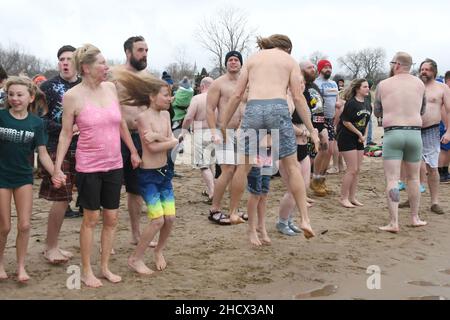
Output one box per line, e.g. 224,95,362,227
0,189,12,280
128,216,175,275
229,154,314,238
339,150,364,208
80,208,121,288
0,186,32,282
128,193,143,245
45,200,72,264
210,164,236,212
380,160,426,233
200,167,215,199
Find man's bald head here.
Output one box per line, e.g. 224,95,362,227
300,60,316,83
393,52,413,70
200,76,214,92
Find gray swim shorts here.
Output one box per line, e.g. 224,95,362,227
239,99,297,160
422,124,440,168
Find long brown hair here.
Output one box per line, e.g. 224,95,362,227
113,69,168,107
343,78,368,101
256,34,292,54
4,76,48,115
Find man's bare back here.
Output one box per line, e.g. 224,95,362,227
376,74,425,128
246,48,297,101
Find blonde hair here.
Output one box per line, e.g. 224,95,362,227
73,44,101,76
113,69,168,107
5,76,48,115
343,78,368,101
256,34,292,54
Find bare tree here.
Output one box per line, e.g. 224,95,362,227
338,51,362,79
338,47,387,83
196,6,256,74
0,44,52,77
309,51,328,66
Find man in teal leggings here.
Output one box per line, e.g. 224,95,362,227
374,52,428,233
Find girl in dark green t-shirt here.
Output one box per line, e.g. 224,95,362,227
0,77,60,282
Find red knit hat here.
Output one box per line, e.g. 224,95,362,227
317,60,332,74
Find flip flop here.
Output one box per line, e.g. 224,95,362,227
208,210,231,226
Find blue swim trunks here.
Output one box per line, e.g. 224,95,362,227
138,166,175,220
440,121,450,151
247,166,271,196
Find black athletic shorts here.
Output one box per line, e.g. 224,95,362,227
76,169,123,211
297,144,308,162
337,130,364,152
121,132,143,195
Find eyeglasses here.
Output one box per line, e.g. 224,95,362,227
390,61,401,66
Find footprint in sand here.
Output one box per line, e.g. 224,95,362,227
294,284,338,299
439,269,450,275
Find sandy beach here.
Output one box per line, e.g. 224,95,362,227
1,126,450,300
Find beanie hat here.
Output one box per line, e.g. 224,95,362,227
225,51,243,67
179,77,191,90
162,71,173,85
317,60,332,74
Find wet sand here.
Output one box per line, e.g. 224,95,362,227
1,126,450,300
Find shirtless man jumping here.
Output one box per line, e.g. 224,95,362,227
375,52,428,233
221,34,320,240
206,51,246,225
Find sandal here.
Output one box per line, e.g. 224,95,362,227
208,210,231,226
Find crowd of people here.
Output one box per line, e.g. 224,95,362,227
0,34,449,288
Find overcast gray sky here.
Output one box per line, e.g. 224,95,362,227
1,0,449,76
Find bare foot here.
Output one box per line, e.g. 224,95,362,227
411,217,428,228
300,222,315,239
128,256,154,275
351,199,364,207
307,197,315,203
155,252,167,271
59,248,73,259
248,230,262,247
379,224,400,233
260,231,272,246
81,273,103,288
307,202,313,208
0,265,8,280
339,198,356,208
101,269,122,283
43,248,69,265
17,267,30,283
229,213,245,225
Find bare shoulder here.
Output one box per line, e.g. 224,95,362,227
161,110,171,120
